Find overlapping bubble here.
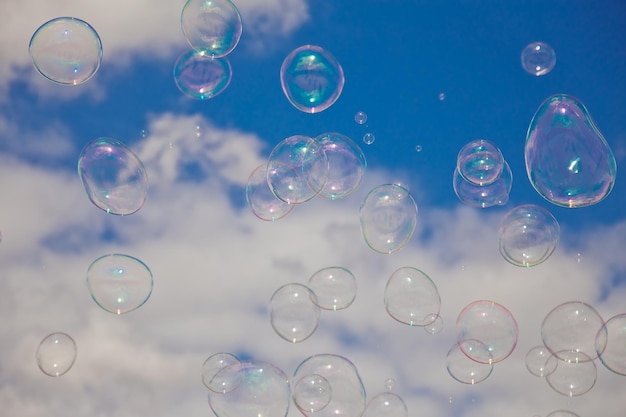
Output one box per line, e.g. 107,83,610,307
545,350,597,397
180,0,242,57
202,352,242,393
384,267,441,327
293,373,332,413
315,132,366,200
173,49,232,100
246,163,294,221
270,283,320,343
36,332,77,377
525,345,557,377
521,41,556,76
446,341,493,384
595,313,626,375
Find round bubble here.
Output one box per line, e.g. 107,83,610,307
384,267,441,327
546,411,580,417
280,45,345,113
180,0,242,57
497,204,560,267
362,133,376,145
293,354,366,417
173,49,232,100
355,111,367,125
384,378,396,391
78,137,149,215
359,184,418,254
208,360,291,417
457,139,504,186
202,353,242,393
453,160,512,208
446,341,493,384
267,135,329,204
36,332,77,377
362,392,408,417
525,345,558,377
521,41,556,76
525,94,617,207
293,374,332,413
246,163,294,221
424,314,444,335
545,350,597,397
315,132,367,200
87,254,153,315
596,313,626,375
270,283,320,343
307,266,357,311
457,300,519,364
29,17,102,85
541,301,604,361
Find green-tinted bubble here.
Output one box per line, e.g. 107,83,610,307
181,0,242,58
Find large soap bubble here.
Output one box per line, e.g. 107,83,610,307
307,267,357,311
525,94,617,207
315,132,366,200
202,352,242,393
521,41,556,76
246,163,294,221
29,17,102,85
453,161,512,208
270,283,320,343
497,204,560,267
87,254,154,315
173,49,232,100
457,139,504,186
280,45,345,113
36,332,77,377
596,313,626,375
384,267,441,327
446,341,493,384
362,392,408,417
181,0,242,57
545,350,597,397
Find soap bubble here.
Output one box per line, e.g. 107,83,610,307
87,254,153,315
208,360,291,417
354,111,367,125
359,184,418,254
293,374,332,413
307,266,357,311
525,345,558,377
446,341,493,384
384,378,395,391
453,161,512,208
180,0,242,58
267,135,329,204
525,94,617,207
384,267,441,327
246,163,294,221
362,392,408,417
545,350,597,397
596,313,626,375
202,353,242,393
457,300,518,364
36,332,77,377
280,45,345,113
173,49,232,100
315,132,367,200
497,204,560,267
270,283,320,343
457,139,504,186
424,314,444,335
29,17,102,85
363,133,376,145
78,137,149,215
521,41,556,76
546,411,580,417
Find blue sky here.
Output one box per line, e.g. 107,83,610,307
0,1,625,416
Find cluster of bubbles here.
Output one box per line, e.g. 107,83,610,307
353,111,376,146
521,41,556,76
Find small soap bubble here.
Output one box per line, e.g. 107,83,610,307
596,313,626,376
521,41,556,76
36,332,77,377
415,145,422,152
424,314,444,335
362,133,376,145
446,342,493,384
245,164,294,221
181,0,242,57
354,111,368,125
293,374,332,413
308,266,357,311
315,132,367,200
545,350,597,397
270,283,320,343
457,139,504,186
384,378,395,391
576,252,582,263
173,49,232,100
363,392,408,417
140,129,148,138
384,267,441,327
453,161,512,208
525,345,558,377
438,92,446,101
202,353,242,393
29,17,102,85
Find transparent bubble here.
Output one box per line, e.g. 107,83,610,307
521,42,556,76
202,353,242,393
446,342,493,384
453,161,512,208
423,314,444,335
314,133,366,200
180,0,242,58
246,163,294,221
307,267,357,311
86,254,153,315
525,94,617,207
173,49,232,100
596,313,626,375
497,204,560,267
541,301,604,361
280,45,345,113
293,374,332,413
546,411,580,417
362,392,408,417
545,350,597,397
355,111,368,125
363,133,376,145
29,17,102,85
270,283,320,343
267,135,329,204
438,92,446,101
384,378,395,391
525,345,558,377
359,184,418,254
293,354,366,417
78,137,149,215
208,360,290,417
457,139,504,186
36,332,77,377
384,267,441,327
456,300,519,364
415,145,422,152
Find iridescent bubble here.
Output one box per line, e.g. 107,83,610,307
29,17,102,85
180,0,242,58
424,314,444,335
497,204,560,267
202,353,242,393
354,111,368,125
525,345,558,377
245,163,294,221
362,392,408,417
456,300,519,364
545,350,597,397
546,411,581,417
363,133,376,145
525,94,617,207
315,132,366,200
521,41,556,76
267,135,329,204
453,161,512,208
280,45,345,113
293,374,332,413
359,184,418,254
457,139,504,186
173,49,232,100
541,301,604,361
36,332,77,377
78,137,149,215
86,254,153,315
307,267,357,311
384,267,441,327
270,283,320,343
596,313,626,375
446,341,493,384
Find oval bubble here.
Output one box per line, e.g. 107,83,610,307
180,0,242,57
362,392,408,417
596,313,626,375
173,49,232,100
78,137,149,215
453,161,512,208
497,204,560,267
29,17,102,85
270,283,320,343
384,267,441,327
246,163,294,221
354,111,367,125
87,254,153,315
315,132,366,200
521,41,556,76
280,45,345,113
525,345,558,377
202,352,242,393
307,266,357,311
525,94,617,208
293,373,332,413
359,184,418,254
36,332,77,377
446,341,493,384
457,139,504,186
423,314,444,335
545,350,597,397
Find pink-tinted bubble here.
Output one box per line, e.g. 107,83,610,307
270,283,320,343
521,41,556,76
384,267,441,327
36,332,77,377
307,266,357,311
446,341,493,384
180,0,242,58
315,132,366,200
362,392,408,417
545,350,597,397
173,49,232,100
453,161,512,208
202,353,242,393
457,139,504,186
245,163,294,221
595,313,626,375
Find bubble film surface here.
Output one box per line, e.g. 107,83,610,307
180,0,242,57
